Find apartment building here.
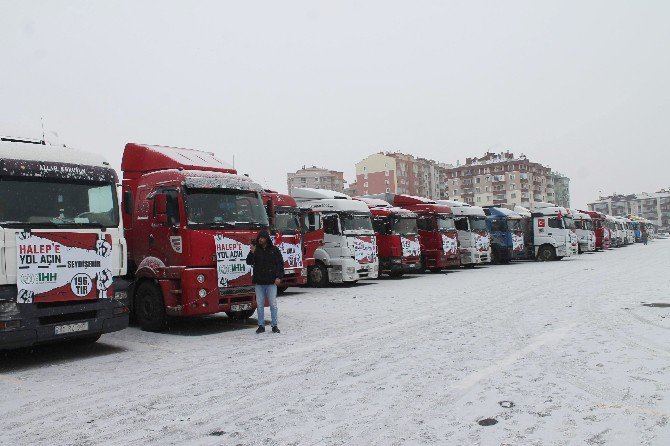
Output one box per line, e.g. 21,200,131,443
589,190,670,228
287,166,346,194
354,152,448,199
354,150,569,208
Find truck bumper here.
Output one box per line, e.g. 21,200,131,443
380,257,422,274
0,295,129,350
424,251,460,269
460,248,490,265
279,268,308,288
327,258,378,283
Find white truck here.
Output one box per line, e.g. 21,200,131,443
572,210,596,253
605,215,623,247
514,203,573,261
436,200,491,267
0,138,129,349
292,188,379,285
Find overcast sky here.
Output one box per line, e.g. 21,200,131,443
2,1,669,208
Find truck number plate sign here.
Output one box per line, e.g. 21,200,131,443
55,322,89,335
16,232,114,304
215,235,251,288
272,235,304,268
401,236,421,257
354,236,377,264
441,234,458,255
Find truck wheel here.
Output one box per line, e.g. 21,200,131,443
277,286,288,295
536,245,556,262
307,263,328,288
389,270,404,278
226,309,255,320
134,281,167,332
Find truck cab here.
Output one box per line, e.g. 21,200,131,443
605,215,622,247
515,203,573,261
292,188,379,286
436,200,491,267
482,206,526,263
355,197,421,277
578,210,610,250
374,194,460,273
1,138,128,349
572,210,596,253
121,143,268,331
262,190,307,292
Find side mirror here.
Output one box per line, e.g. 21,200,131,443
123,190,134,215
266,199,275,227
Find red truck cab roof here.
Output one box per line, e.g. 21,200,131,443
354,197,417,218
121,143,237,179
388,194,453,215
262,189,298,208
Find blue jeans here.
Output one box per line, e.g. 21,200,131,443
255,284,278,327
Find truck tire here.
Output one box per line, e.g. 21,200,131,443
536,245,556,262
226,309,255,320
389,270,404,278
134,281,167,332
307,262,329,287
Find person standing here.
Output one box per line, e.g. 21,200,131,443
642,231,649,245
246,230,284,333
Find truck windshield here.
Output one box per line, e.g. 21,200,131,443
436,214,456,231
563,216,575,230
341,212,373,233
275,209,300,234
391,217,418,235
185,188,269,228
468,217,488,231
0,179,118,228
508,219,522,232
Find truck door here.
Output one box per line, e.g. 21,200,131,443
302,211,323,260
150,187,183,265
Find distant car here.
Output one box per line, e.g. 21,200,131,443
657,232,669,239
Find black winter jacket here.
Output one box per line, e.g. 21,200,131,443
246,232,285,285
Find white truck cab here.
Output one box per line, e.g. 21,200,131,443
436,200,491,267
0,138,128,349
292,188,379,284
515,202,573,261
572,210,596,253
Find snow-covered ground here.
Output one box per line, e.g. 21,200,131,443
2,241,669,445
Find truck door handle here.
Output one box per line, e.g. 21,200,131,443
149,234,155,247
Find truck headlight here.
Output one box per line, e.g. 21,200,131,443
346,267,356,275
196,274,206,284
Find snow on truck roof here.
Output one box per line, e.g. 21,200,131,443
292,188,371,213
435,200,485,217
121,143,235,175
483,207,523,219
0,140,111,168
354,197,417,217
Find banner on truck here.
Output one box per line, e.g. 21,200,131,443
354,236,377,264
401,236,421,257
214,234,251,288
16,232,113,304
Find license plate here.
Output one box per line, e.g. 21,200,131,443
55,322,89,335
230,303,252,312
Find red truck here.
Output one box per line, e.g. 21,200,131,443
577,209,611,250
262,190,308,292
355,197,422,277
366,194,460,273
121,143,269,331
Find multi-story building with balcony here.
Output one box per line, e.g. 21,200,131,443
287,166,346,194
354,150,569,209
354,152,448,199
443,152,564,208
589,190,670,229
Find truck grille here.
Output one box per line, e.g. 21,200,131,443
219,286,255,296
39,310,97,325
